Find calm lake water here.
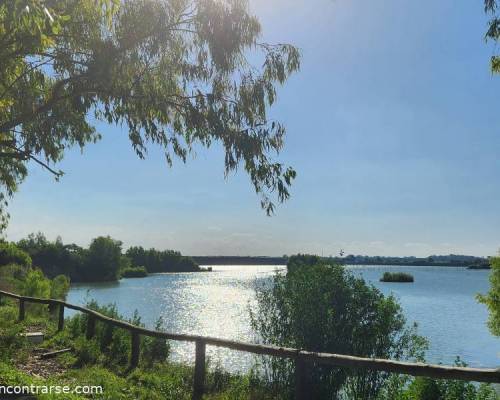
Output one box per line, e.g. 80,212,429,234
67,265,499,372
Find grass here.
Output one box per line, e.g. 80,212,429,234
380,271,414,283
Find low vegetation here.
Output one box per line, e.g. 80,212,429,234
380,271,415,283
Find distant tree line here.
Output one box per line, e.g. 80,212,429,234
4,233,200,283
327,254,488,267
191,254,488,267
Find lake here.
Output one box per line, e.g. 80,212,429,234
66,265,500,372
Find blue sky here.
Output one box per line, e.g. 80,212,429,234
6,0,500,257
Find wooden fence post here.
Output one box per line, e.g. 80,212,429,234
192,339,206,400
58,304,65,332
18,299,25,321
295,354,309,400
130,332,140,369
86,315,96,340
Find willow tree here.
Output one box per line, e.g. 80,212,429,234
486,0,500,72
475,1,500,337
0,0,300,229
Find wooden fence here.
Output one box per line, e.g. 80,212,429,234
0,289,499,399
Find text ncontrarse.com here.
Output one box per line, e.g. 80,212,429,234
0,385,103,395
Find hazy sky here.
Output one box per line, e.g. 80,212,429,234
6,0,500,257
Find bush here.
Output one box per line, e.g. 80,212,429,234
251,256,426,399
50,274,71,300
0,242,31,267
0,263,27,292
477,256,500,336
380,272,414,282
19,269,51,298
66,301,169,368
382,358,498,400
121,266,148,278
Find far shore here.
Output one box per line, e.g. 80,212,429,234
191,255,490,269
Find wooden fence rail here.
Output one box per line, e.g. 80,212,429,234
0,289,499,400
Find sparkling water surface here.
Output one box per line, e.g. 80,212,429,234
67,265,500,371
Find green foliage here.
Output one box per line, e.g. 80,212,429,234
50,274,70,300
19,268,51,298
17,232,201,281
380,272,415,283
1,266,70,315
18,268,52,315
382,359,499,400
251,257,427,400
285,253,323,273
66,300,170,368
0,241,31,267
82,236,122,282
0,0,300,229
405,377,442,400
485,1,500,73
17,232,86,279
121,266,148,278
0,262,27,292
126,246,200,273
477,256,500,336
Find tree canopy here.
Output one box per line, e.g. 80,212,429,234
485,0,500,73
0,0,300,229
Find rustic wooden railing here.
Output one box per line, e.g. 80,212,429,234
0,289,499,400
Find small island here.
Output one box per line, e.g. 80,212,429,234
120,266,148,278
380,272,414,283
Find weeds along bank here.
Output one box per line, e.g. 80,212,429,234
0,253,498,399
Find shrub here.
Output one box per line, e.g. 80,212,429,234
66,301,169,368
0,263,27,292
19,269,51,298
50,274,71,300
382,358,499,400
121,266,148,278
0,242,31,267
74,336,101,366
18,269,51,315
15,269,70,315
380,272,414,283
251,256,426,399
477,256,500,336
